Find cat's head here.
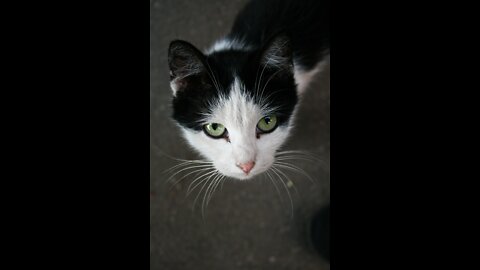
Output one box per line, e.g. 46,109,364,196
168,35,298,180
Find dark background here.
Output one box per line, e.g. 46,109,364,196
150,0,330,269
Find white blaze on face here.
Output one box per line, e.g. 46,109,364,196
181,77,290,180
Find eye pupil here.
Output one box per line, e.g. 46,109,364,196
211,123,218,130
264,117,271,124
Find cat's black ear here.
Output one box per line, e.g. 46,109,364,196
260,35,293,71
168,40,206,95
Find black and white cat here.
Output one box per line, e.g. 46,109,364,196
168,0,329,180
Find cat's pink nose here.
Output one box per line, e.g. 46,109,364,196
237,161,255,174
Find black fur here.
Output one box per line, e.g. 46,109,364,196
168,0,329,130
229,0,330,70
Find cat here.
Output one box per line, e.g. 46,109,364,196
167,0,329,180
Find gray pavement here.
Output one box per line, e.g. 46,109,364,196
150,1,330,269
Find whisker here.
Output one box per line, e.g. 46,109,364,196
276,150,324,159
219,175,228,191
215,175,226,195
169,166,213,189
163,162,191,174
153,146,213,164
186,170,217,196
270,166,294,217
275,150,328,168
165,164,214,184
272,165,299,195
274,162,316,184
192,171,217,211
206,175,224,207
275,156,321,162
265,170,283,201
276,151,321,158
163,160,212,174
202,174,223,216
275,157,328,171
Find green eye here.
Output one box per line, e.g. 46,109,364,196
257,115,278,133
203,123,226,138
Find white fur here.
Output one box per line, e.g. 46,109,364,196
181,77,290,180
170,81,179,96
206,38,253,54
294,55,330,95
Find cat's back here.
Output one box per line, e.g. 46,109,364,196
227,0,330,70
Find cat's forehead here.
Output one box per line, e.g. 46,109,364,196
207,77,263,127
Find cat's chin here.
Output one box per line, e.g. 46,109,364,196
220,167,269,181
230,173,256,181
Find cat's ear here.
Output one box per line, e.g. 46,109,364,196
260,35,293,71
168,40,206,95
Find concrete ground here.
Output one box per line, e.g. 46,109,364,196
150,0,330,269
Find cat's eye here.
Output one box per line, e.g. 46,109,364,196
257,115,278,133
203,123,226,138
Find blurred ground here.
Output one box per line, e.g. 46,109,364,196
150,0,330,269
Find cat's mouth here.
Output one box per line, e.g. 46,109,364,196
224,173,257,180
217,163,271,180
